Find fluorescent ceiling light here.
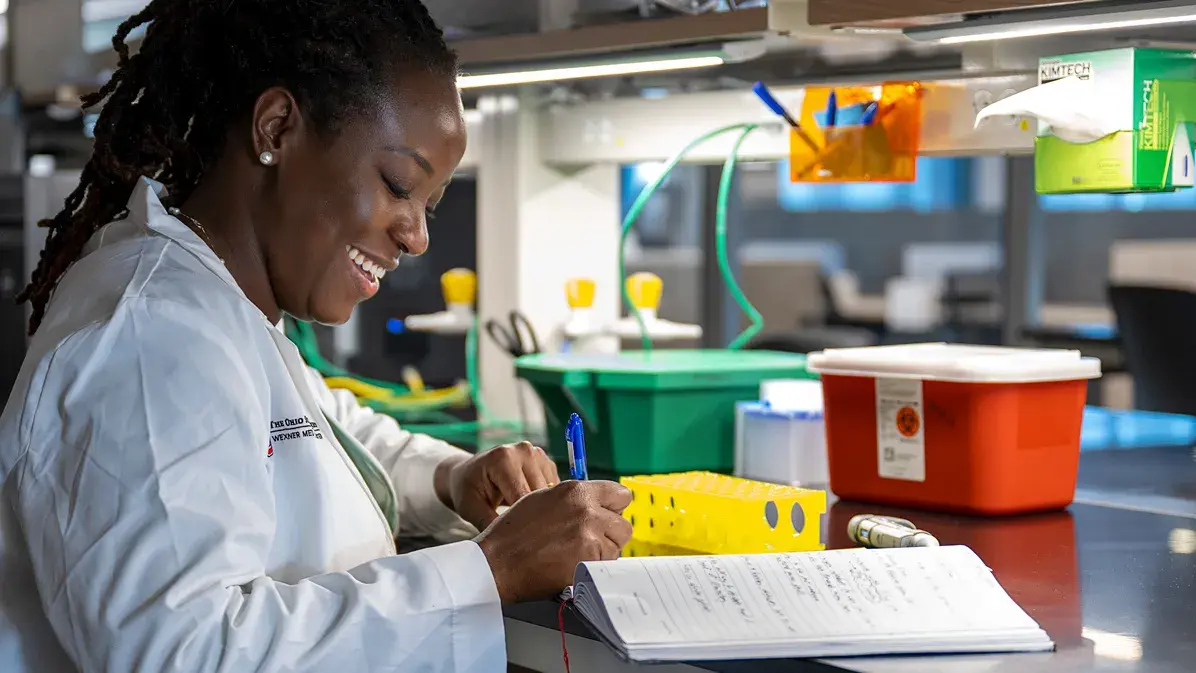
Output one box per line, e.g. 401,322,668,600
457,54,725,90
904,0,1196,45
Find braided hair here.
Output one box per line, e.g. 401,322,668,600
19,0,458,334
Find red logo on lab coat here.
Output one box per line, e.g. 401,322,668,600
267,443,274,458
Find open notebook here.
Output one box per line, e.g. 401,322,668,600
566,545,1053,663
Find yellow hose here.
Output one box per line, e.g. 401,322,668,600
324,377,400,400
324,376,466,403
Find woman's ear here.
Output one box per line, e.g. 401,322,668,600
251,87,301,165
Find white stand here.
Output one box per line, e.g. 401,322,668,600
404,302,476,335
607,308,703,342
475,90,621,424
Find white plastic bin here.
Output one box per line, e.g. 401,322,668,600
735,380,829,489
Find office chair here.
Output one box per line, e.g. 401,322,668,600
818,275,885,335
1108,284,1196,416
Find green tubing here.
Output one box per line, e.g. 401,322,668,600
618,122,766,352
719,125,766,350
619,124,753,352
464,317,485,419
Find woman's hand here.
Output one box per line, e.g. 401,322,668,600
436,442,560,531
476,481,634,603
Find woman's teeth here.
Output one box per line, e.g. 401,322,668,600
346,245,386,282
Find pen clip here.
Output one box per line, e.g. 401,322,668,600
566,414,576,460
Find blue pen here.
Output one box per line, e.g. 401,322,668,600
860,101,879,126
566,413,588,481
825,91,838,128
752,81,820,153
752,81,799,128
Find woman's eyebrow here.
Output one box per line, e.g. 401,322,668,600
381,145,434,177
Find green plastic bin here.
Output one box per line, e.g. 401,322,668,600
515,350,815,478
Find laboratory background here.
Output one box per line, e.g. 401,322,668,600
2,1,1195,672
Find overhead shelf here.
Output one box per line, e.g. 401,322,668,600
807,0,1100,28
452,1,824,68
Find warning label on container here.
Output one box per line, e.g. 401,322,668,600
876,379,926,482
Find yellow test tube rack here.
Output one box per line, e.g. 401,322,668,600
620,472,827,555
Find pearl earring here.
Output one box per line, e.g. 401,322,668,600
259,151,275,165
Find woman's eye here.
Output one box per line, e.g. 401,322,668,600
382,175,411,200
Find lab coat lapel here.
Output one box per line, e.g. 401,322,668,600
267,327,400,543
323,414,400,535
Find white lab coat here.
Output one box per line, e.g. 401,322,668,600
0,177,505,672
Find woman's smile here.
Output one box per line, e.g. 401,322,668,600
345,244,394,299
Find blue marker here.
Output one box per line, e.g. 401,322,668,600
566,413,588,481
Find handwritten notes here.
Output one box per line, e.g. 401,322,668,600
580,546,1044,651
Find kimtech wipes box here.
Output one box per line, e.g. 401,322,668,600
1034,48,1196,195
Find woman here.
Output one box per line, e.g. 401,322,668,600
0,2,632,672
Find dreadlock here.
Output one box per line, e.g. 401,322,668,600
18,0,458,334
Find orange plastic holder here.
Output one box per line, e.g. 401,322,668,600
789,82,924,184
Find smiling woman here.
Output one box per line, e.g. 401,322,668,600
0,1,635,672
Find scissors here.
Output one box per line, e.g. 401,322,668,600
484,311,542,358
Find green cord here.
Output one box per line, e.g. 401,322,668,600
407,318,521,445
284,315,525,445
284,315,528,447
287,319,412,394
618,122,766,352
719,125,766,350
464,316,486,419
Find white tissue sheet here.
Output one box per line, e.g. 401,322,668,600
974,76,1120,144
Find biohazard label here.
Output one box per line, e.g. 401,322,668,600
876,379,925,482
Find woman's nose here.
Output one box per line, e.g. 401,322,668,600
394,215,429,257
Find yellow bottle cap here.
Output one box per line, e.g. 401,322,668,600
441,268,477,306
626,272,663,311
566,278,596,309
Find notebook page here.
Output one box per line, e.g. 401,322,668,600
579,546,1043,648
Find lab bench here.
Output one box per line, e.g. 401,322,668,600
501,407,1196,673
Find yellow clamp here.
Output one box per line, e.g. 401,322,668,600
566,278,596,310
626,272,663,312
442,268,477,306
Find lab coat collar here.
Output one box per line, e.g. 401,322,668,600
130,176,282,333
